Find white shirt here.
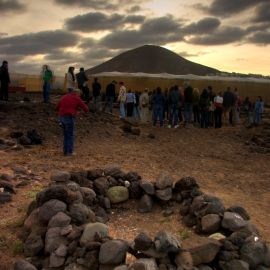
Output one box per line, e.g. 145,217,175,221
214,95,223,104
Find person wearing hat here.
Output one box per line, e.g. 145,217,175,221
56,88,89,155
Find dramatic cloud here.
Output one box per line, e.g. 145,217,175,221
197,0,268,17
65,12,144,32
99,16,183,49
0,0,26,14
253,2,270,23
248,31,270,45
126,5,142,13
188,26,246,45
0,30,80,55
183,17,221,34
124,15,145,24
54,0,148,10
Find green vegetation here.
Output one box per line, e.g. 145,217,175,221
11,239,24,255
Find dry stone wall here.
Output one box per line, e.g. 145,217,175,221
15,166,270,270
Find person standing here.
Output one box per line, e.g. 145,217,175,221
214,92,223,128
104,80,116,113
118,81,127,118
223,87,234,125
133,90,141,119
199,89,210,128
92,77,101,111
139,89,149,123
163,88,169,122
56,89,89,156
192,87,200,125
168,86,180,128
0,60,10,101
126,89,136,117
76,67,89,103
41,65,53,103
183,81,193,126
152,87,165,127
254,96,264,125
66,66,76,92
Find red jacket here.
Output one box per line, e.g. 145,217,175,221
56,93,89,116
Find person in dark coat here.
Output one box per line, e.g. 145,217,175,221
92,77,102,111
223,87,234,125
152,87,165,127
168,85,180,128
183,81,193,126
76,67,89,103
104,80,116,113
0,60,10,101
199,89,210,128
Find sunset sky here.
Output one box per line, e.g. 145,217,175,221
0,0,269,76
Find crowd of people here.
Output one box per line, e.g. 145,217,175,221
0,62,266,155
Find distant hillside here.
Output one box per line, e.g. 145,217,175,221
86,45,219,76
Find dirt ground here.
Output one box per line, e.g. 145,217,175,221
0,94,269,268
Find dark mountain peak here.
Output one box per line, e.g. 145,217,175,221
86,45,219,76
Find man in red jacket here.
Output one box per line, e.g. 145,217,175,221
56,89,89,155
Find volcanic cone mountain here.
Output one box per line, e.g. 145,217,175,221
86,45,219,76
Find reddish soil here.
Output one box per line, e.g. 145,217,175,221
0,94,269,269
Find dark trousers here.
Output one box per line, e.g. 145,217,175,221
43,82,50,103
215,108,223,128
201,110,209,128
80,86,90,103
126,102,134,117
0,83,9,101
193,105,200,123
153,106,164,127
60,116,74,155
169,105,179,126
178,107,183,122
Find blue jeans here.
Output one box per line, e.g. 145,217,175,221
184,103,193,123
153,106,164,127
60,116,74,155
254,111,262,124
133,106,140,119
120,102,126,118
43,82,51,103
169,105,179,126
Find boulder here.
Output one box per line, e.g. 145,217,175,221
99,240,128,265
48,212,71,228
45,227,68,254
80,187,96,205
175,251,193,270
24,208,40,231
128,181,143,199
134,232,153,251
38,199,67,224
222,212,248,232
240,239,270,268
14,259,37,270
87,168,103,180
69,203,94,225
104,165,125,179
201,214,221,234
155,171,173,189
80,223,109,246
0,192,12,203
139,181,155,195
49,252,66,268
221,259,249,270
154,230,180,253
36,185,69,205
0,180,15,193
94,177,110,195
18,135,31,145
24,232,44,257
107,186,129,204
155,187,172,201
226,205,250,220
51,170,71,182
188,239,221,266
174,176,199,191
138,194,153,213
128,258,159,270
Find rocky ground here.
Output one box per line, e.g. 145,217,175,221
0,94,270,269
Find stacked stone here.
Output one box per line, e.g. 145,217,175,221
15,168,270,270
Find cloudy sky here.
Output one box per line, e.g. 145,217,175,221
0,0,269,76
